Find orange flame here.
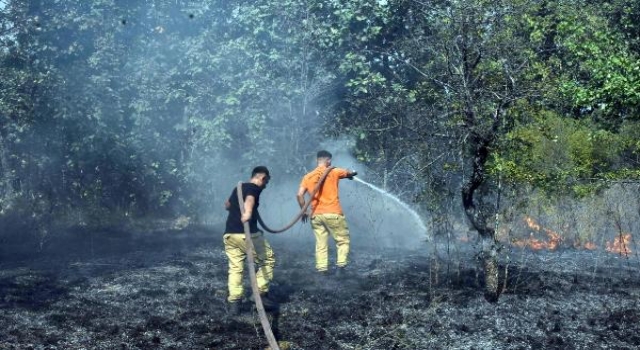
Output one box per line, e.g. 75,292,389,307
606,233,632,256
465,216,632,256
572,239,598,250
513,216,563,250
524,217,540,231
582,241,598,250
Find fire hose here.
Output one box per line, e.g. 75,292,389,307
257,166,335,233
235,166,334,350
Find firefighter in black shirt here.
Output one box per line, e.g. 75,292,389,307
223,166,276,314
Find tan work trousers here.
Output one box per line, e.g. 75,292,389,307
223,231,275,302
311,213,350,272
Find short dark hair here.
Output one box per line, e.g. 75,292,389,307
251,166,270,179
317,150,332,159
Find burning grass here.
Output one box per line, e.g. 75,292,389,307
1,226,640,349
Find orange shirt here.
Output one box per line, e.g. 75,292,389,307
300,165,350,215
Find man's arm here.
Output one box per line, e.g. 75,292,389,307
296,186,309,223
241,195,256,223
224,199,231,210
296,186,307,209
337,168,358,179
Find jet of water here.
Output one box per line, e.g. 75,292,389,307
352,176,428,236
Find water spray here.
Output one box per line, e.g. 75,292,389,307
351,176,428,237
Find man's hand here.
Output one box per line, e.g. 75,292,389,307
347,170,358,180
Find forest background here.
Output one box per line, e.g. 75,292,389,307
1,0,639,300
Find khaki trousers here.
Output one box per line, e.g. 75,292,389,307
223,231,275,302
311,213,350,272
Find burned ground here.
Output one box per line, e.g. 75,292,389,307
1,226,639,349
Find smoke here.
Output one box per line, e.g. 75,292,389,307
260,137,430,252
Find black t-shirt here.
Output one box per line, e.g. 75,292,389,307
225,182,262,233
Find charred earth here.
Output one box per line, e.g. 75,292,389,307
1,226,639,349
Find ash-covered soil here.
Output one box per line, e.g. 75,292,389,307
1,226,639,350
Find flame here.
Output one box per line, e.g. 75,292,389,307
463,216,633,256
606,233,632,256
583,242,597,250
524,217,541,231
513,216,563,250
577,241,598,250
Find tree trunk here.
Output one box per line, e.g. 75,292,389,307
461,134,501,302
0,131,14,213
481,237,500,302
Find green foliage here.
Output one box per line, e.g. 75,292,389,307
1,0,639,230
534,1,640,125
491,110,637,196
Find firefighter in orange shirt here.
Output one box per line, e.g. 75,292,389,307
297,150,357,276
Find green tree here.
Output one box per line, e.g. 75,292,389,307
0,0,349,227
495,0,640,193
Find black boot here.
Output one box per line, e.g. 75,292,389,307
259,292,279,312
228,301,241,315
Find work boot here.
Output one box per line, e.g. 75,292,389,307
335,266,347,278
317,269,330,276
228,301,241,315
258,292,279,312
